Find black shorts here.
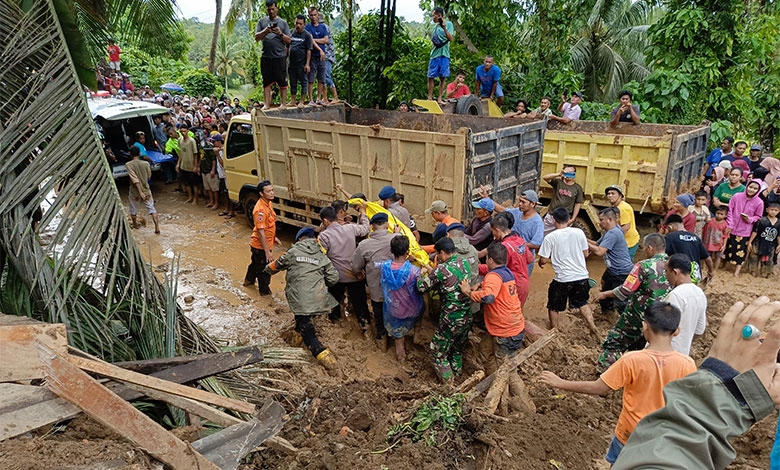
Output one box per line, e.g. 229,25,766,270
181,170,199,187
547,279,590,312
261,57,288,88
288,65,308,95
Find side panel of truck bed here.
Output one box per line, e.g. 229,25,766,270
256,114,468,228
666,126,710,196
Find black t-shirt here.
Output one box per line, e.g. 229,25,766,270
748,157,764,172
665,230,710,278
288,30,313,66
753,217,780,256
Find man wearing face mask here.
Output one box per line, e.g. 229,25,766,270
542,165,584,235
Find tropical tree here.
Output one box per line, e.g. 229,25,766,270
569,0,655,102
208,0,223,72
210,32,245,90
52,0,181,87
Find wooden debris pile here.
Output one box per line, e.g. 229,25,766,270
0,314,297,469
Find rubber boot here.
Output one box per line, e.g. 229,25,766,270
316,348,337,367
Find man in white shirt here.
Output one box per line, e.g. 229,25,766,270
538,207,597,334
549,91,583,124
664,253,707,355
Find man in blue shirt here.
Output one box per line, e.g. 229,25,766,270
483,188,544,276
305,6,329,105
587,207,634,316
475,56,503,106
426,7,454,104
704,136,734,177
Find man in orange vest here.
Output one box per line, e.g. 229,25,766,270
243,180,280,295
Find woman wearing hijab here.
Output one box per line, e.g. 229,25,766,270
724,179,765,276
662,193,696,233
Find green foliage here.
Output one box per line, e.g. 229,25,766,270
387,394,465,447
334,13,412,108
121,46,194,90
181,69,224,97
383,38,430,107
580,101,613,121
247,86,265,104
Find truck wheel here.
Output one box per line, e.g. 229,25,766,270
243,192,259,228
454,95,482,116
571,216,596,240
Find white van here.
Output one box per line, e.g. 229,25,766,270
87,98,175,179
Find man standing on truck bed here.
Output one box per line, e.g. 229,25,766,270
427,7,454,104
254,0,291,110
244,180,281,295
542,165,584,235
605,185,640,259
475,56,503,106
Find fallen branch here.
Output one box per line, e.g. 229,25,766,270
468,329,557,401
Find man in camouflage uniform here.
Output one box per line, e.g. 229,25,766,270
594,233,671,371
417,237,473,382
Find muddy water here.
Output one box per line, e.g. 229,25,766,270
125,179,612,347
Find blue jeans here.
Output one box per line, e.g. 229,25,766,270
605,434,624,465
325,60,335,88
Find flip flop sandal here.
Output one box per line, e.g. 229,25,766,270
218,211,229,216
224,214,235,219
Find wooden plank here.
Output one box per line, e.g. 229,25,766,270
469,329,557,399
0,348,264,441
0,323,68,381
192,401,287,470
67,355,256,414
112,355,203,374
39,346,219,470
0,384,81,441
123,383,243,428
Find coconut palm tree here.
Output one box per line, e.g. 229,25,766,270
569,0,656,102
211,32,245,91
208,0,222,73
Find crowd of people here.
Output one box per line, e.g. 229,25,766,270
238,141,779,464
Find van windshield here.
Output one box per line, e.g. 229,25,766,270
226,123,253,159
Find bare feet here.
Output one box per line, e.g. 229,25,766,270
185,198,193,204
154,228,160,234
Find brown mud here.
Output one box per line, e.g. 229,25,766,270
2,180,777,470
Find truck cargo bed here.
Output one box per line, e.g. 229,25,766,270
254,105,546,230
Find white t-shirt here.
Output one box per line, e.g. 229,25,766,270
665,283,707,355
216,148,226,179
537,227,589,282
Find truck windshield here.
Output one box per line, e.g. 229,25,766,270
226,123,254,159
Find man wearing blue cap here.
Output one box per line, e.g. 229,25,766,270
337,183,420,241
352,212,395,345
466,198,494,251
265,226,340,368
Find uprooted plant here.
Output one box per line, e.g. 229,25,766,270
387,393,466,447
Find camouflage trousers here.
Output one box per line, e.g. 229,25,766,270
430,308,472,381
598,306,647,372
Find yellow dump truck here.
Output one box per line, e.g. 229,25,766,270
541,120,711,237
222,104,546,232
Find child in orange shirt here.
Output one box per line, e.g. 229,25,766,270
540,301,696,465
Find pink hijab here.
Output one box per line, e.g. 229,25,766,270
761,157,780,186
713,166,726,182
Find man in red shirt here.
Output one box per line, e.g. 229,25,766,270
478,213,533,305
107,38,121,72
445,70,471,99
243,181,280,295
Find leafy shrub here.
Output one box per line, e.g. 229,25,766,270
121,46,194,90
180,69,223,97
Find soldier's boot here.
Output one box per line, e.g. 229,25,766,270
316,348,337,367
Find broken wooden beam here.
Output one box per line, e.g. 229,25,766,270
124,383,244,428
0,322,68,381
67,355,256,414
469,328,557,400
38,345,219,470
192,401,287,470
0,383,79,441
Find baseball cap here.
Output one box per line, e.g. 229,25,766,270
572,91,584,99
604,185,624,197
750,144,762,151
520,190,539,204
472,198,495,212
209,134,223,142
425,200,447,214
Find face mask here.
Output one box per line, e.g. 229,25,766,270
563,172,576,178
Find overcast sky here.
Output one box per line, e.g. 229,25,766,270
177,1,426,23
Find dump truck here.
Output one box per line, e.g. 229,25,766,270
222,104,546,232
540,120,711,237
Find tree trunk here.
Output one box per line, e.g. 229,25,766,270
760,123,776,153
447,13,479,55
208,0,222,73
347,0,353,103
378,0,396,108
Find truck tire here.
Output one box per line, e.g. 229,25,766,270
454,95,482,116
572,215,596,240
243,192,259,228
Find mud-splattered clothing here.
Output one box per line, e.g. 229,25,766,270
417,255,472,381
598,253,670,371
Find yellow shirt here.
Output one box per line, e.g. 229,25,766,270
617,200,640,248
